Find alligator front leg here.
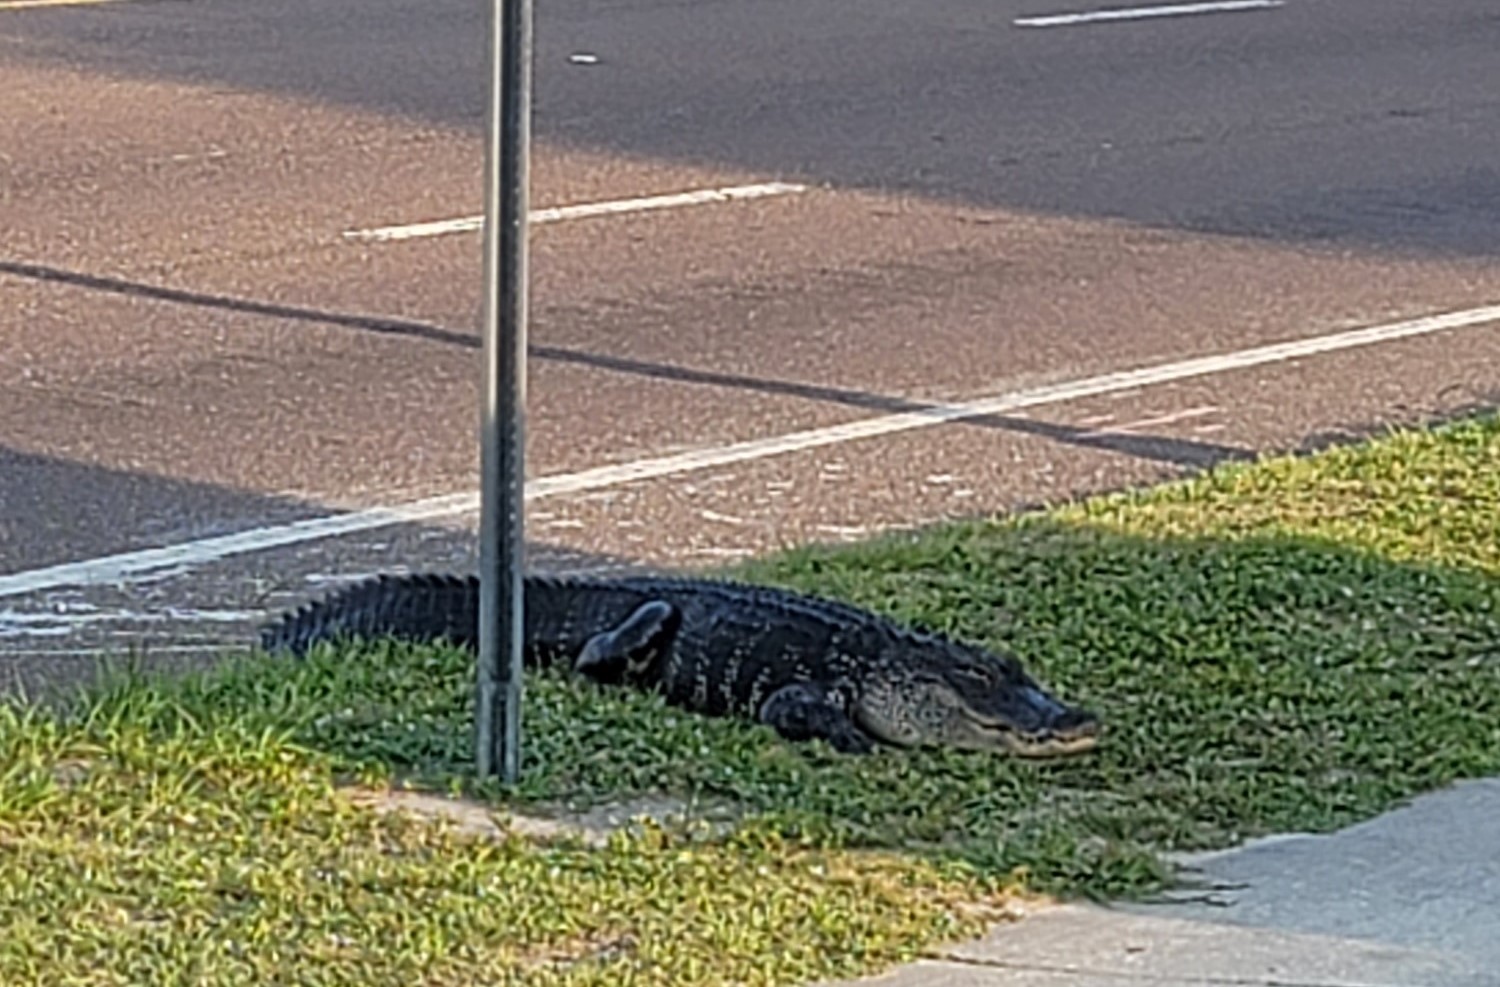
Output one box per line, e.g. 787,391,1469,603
757,682,876,755
573,600,680,686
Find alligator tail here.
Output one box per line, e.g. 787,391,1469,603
258,572,480,657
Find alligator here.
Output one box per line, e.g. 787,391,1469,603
258,572,1100,758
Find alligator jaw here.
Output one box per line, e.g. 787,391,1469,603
997,721,1102,758
928,710,1101,758
973,692,1102,758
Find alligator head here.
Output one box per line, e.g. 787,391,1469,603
854,637,1100,757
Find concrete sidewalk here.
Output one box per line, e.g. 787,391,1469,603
832,778,1500,987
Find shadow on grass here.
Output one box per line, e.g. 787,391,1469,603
52,506,1500,900
1293,389,1500,456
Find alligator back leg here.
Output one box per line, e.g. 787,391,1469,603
572,600,680,686
757,682,876,755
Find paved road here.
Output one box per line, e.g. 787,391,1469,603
2,0,1499,689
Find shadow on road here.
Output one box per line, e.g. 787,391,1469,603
0,441,646,699
0,442,329,578
0,258,1256,471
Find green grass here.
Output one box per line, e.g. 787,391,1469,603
0,700,992,986
4,412,1500,985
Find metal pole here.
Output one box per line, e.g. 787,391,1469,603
476,0,532,783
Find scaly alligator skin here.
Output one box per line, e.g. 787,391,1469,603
258,572,1100,757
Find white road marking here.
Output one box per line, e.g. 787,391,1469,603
1078,404,1220,436
1015,0,1283,28
161,148,230,165
1,607,262,638
3,644,229,659
1,302,1497,601
0,0,128,9
0,494,479,601
303,571,397,586
343,181,809,243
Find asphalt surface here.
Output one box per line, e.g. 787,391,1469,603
2,0,1499,688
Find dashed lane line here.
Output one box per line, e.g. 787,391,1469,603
1014,1,1284,29
0,0,133,9
343,182,810,243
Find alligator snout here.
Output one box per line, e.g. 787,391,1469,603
1048,707,1100,737
991,685,1100,756
1011,685,1092,731
1007,703,1100,757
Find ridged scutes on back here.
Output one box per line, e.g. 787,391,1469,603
256,569,956,663
564,573,957,651
257,572,479,657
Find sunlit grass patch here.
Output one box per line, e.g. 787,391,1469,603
0,697,998,986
